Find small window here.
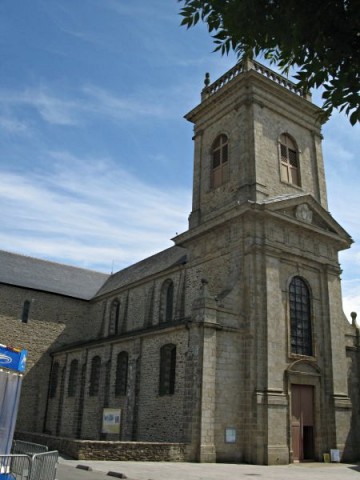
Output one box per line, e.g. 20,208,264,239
109,299,121,335
159,344,176,395
211,134,229,189
160,280,174,323
89,356,101,396
68,359,79,397
21,300,31,323
49,362,59,399
279,133,300,186
289,276,313,356
115,351,128,396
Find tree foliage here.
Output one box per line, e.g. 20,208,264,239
179,0,360,125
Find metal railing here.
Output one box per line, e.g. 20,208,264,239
30,452,58,480
1,450,58,480
12,442,48,456
0,454,31,479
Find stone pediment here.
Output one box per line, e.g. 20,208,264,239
262,194,352,245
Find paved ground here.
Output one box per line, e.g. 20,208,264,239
57,457,360,480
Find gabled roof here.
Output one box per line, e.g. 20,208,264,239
261,193,353,246
0,250,109,300
94,246,187,298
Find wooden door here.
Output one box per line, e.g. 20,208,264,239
291,384,314,461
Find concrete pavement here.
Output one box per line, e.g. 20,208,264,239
57,457,360,480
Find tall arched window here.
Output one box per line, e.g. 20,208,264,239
211,134,229,189
279,133,300,186
21,300,31,323
89,356,101,396
49,362,59,399
68,359,79,397
160,280,174,323
115,351,128,396
289,276,313,356
159,344,176,395
109,299,121,335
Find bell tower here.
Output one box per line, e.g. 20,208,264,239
175,60,354,465
185,59,328,229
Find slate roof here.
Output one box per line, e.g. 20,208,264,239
94,246,187,298
0,250,109,300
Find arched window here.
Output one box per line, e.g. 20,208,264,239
115,351,128,396
160,280,174,323
109,299,121,336
89,356,101,396
211,134,229,189
289,276,313,356
68,359,79,397
159,344,176,395
21,300,31,323
49,362,59,399
279,133,300,186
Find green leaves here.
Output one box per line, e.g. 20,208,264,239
178,0,360,124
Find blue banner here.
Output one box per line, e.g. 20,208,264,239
0,345,27,373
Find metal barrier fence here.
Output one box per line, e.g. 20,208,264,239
0,454,31,479
12,442,48,456
30,452,58,480
0,451,58,480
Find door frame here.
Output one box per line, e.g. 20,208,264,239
285,360,322,462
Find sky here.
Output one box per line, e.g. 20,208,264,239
0,0,359,320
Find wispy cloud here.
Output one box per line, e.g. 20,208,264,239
0,82,181,131
0,153,191,272
0,115,29,135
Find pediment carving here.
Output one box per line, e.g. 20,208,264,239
287,359,321,376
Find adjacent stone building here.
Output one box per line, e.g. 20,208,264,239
1,60,359,464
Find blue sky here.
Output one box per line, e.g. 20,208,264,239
0,0,359,319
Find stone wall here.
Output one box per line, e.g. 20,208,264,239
0,284,94,432
15,432,190,461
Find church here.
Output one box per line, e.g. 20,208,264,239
1,59,359,465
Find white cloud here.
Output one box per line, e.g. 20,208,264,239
0,153,191,272
0,115,29,134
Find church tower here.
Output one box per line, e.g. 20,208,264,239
175,60,355,464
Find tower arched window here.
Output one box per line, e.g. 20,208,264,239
89,356,101,396
109,299,121,336
211,134,229,189
159,344,176,395
115,351,128,396
289,276,313,356
279,133,300,186
68,359,79,397
160,279,174,323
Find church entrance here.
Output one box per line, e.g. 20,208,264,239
291,384,315,461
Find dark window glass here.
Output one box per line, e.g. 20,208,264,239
21,300,30,323
68,359,79,397
109,299,121,335
89,356,101,396
159,344,176,395
165,282,174,323
289,277,313,356
49,362,59,399
115,352,128,396
160,280,174,323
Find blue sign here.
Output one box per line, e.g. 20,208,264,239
0,345,27,373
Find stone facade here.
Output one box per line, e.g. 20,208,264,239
1,59,360,464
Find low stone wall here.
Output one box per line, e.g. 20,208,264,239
15,431,189,461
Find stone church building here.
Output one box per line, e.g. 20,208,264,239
1,60,359,465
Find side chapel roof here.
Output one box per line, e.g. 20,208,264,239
0,250,109,300
94,246,187,298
